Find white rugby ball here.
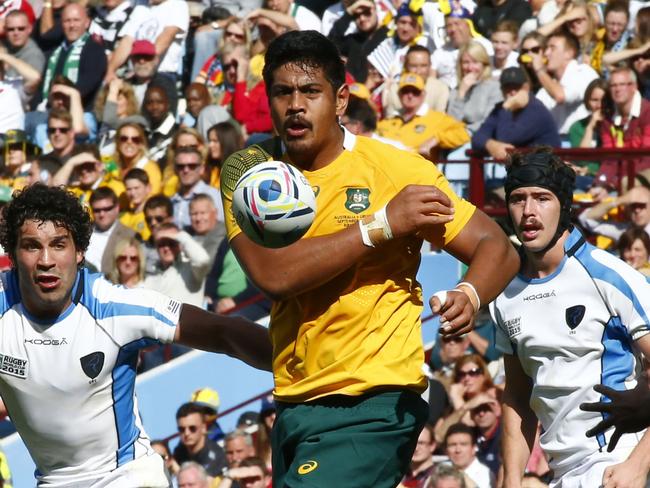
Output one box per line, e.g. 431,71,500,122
232,161,316,248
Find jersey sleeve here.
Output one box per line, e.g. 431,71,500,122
86,277,180,346
490,300,515,355
220,144,274,241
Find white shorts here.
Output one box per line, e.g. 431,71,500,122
89,453,171,488
550,447,638,488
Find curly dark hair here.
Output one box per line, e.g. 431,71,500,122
0,184,93,258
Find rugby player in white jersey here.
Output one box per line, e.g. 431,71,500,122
491,149,650,488
0,184,271,487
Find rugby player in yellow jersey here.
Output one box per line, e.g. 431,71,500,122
221,30,519,488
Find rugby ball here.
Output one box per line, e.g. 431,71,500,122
232,161,316,248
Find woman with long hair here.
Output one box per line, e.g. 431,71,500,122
108,122,162,194
205,121,245,188
618,227,650,277
105,237,146,288
94,79,140,153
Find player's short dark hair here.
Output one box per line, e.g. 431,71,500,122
124,167,150,185
0,184,93,258
176,402,206,419
444,422,477,446
263,30,346,96
144,194,173,216
89,187,118,206
345,97,377,132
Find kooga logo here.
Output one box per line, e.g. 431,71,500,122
24,338,68,346
523,291,556,302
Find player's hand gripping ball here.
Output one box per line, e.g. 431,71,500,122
232,161,317,248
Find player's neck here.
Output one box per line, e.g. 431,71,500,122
287,126,345,172
521,231,569,279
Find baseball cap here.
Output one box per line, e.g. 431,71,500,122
398,72,425,92
131,40,156,57
500,67,528,87
190,387,220,412
348,82,371,100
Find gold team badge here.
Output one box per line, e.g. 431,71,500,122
297,460,319,475
345,188,370,214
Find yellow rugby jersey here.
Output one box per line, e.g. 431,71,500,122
222,131,475,402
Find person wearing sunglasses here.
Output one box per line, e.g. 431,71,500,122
44,108,75,162
105,236,145,287
109,121,162,194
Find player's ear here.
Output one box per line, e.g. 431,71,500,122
76,250,84,266
335,83,349,117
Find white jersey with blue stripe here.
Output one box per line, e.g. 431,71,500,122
0,268,180,487
490,228,650,476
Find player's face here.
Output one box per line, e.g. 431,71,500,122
623,238,649,270
508,186,561,253
15,220,83,320
445,433,475,469
268,63,348,169
225,436,254,467
177,413,206,449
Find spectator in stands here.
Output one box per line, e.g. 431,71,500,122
144,85,180,165
94,79,140,150
45,108,75,162
218,456,270,488
143,220,211,306
122,40,178,114
341,96,407,149
517,31,546,93
600,66,650,148
472,66,561,160
40,3,107,111
430,332,472,392
34,0,66,55
171,147,223,230
206,121,244,186
537,0,599,63
120,168,152,240
444,423,494,488
534,30,599,138
0,55,25,132
109,121,162,194
579,185,650,242
569,78,608,151
255,395,275,472
383,45,450,118
151,440,180,480
174,403,227,477
590,0,631,76
432,11,493,90
224,430,256,469
189,193,225,260
629,39,650,100
142,194,174,275
489,20,519,79
86,187,136,273
3,10,45,103
470,396,502,477
376,73,469,158
400,424,437,488
105,236,145,287
178,462,210,488
327,0,389,83
0,130,42,191
617,227,650,277
246,0,321,33
88,0,149,57
52,143,125,206
472,0,532,39
190,387,226,442
107,0,189,82
429,464,467,488
182,83,212,128
369,0,433,80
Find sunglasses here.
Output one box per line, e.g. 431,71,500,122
119,135,143,144
353,8,373,18
175,163,202,171
92,204,116,214
117,255,138,263
441,336,464,344
47,126,71,135
6,26,27,32
223,60,238,70
241,476,263,483
521,46,541,54
177,425,199,433
457,367,483,380
225,30,245,40
145,215,167,224
156,238,179,248
78,162,98,172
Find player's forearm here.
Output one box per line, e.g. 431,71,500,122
232,224,373,301
176,304,272,371
623,428,650,474
502,399,537,487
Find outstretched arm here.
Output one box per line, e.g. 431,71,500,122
174,304,272,371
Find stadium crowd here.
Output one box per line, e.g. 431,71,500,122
0,0,648,485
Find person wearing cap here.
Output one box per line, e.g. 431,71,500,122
377,72,469,158
0,129,41,191
39,3,107,112
471,66,560,160
123,39,178,115
469,394,502,477
491,148,650,487
328,0,389,83
191,387,226,442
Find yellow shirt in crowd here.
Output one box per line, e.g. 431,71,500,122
222,131,475,403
